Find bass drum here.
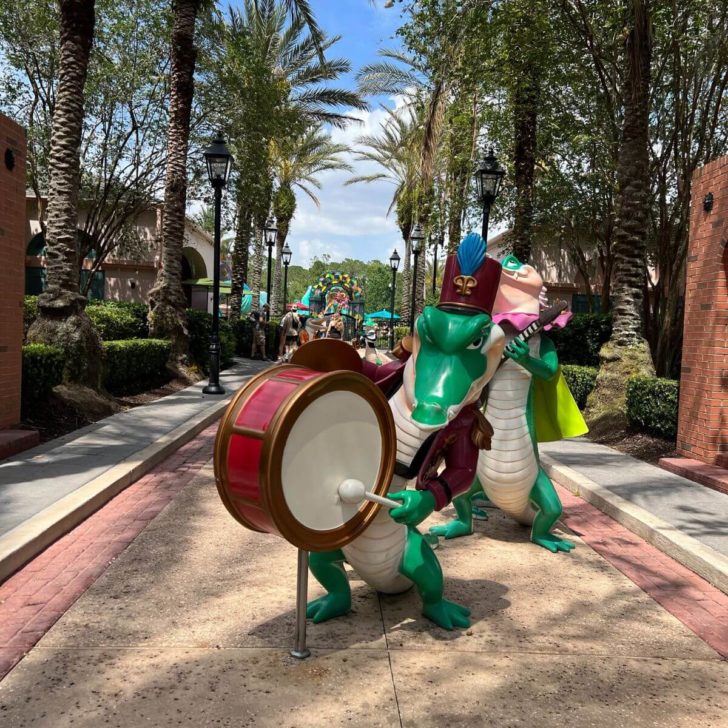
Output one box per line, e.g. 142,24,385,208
214,364,396,552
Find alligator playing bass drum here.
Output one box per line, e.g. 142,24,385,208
214,364,396,552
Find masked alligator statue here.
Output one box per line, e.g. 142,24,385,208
306,233,505,630
429,254,588,552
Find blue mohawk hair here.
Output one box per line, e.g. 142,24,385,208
456,232,486,276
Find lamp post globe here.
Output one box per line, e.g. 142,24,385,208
474,147,505,241
202,133,233,396
409,223,425,333
282,242,292,312
389,248,401,350
263,215,277,319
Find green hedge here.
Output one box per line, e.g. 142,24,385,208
561,365,598,410
394,325,410,342
549,313,612,366
186,309,235,373
22,343,65,408
103,339,171,394
87,300,149,340
626,376,679,439
233,317,281,360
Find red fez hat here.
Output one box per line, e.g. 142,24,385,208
438,232,501,315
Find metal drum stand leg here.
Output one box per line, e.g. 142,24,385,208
290,549,311,659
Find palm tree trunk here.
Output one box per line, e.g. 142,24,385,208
251,226,264,312
271,217,290,318
399,231,411,325
148,0,202,359
585,0,655,435
26,0,103,388
228,207,250,323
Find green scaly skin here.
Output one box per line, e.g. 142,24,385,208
430,336,574,553
308,305,504,630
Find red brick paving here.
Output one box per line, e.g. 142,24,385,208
0,423,218,680
557,484,728,659
1,430,726,684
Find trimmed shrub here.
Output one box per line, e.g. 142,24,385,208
186,309,235,373
23,296,39,339
394,325,410,342
626,376,679,439
561,365,598,410
103,339,171,394
549,313,612,366
87,300,149,340
22,343,65,407
233,317,281,359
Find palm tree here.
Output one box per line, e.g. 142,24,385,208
270,126,352,316
214,0,365,321
585,0,655,434
347,106,422,324
150,0,328,345
26,0,104,387
148,0,203,359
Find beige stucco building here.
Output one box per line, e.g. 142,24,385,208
24,195,215,312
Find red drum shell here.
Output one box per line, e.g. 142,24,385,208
214,364,396,552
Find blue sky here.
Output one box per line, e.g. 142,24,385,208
277,1,408,267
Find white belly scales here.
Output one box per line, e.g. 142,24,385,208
341,388,422,594
477,335,539,525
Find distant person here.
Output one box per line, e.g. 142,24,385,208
278,309,301,361
250,311,267,360
326,313,344,340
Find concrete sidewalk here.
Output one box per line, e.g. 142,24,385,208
0,359,266,580
0,462,725,727
540,438,728,594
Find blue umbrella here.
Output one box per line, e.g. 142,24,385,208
367,309,400,320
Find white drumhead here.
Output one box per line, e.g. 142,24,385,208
280,390,383,531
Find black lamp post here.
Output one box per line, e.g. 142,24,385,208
409,223,425,333
474,148,505,241
282,242,292,312
202,132,233,395
264,215,277,320
389,248,401,350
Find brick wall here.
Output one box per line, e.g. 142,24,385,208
0,115,26,429
677,155,728,467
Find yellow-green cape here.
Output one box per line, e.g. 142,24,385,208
533,367,589,443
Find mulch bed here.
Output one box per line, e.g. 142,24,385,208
590,431,678,464
21,377,201,444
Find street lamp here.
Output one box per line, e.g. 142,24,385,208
474,147,505,241
264,215,277,320
409,222,425,333
202,132,233,395
282,242,292,313
389,248,401,350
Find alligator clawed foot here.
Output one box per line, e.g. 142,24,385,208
532,534,575,553
422,599,471,630
429,520,473,540
306,594,351,623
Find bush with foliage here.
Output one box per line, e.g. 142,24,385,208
87,300,149,340
561,365,598,410
21,343,65,408
23,296,39,339
626,376,679,439
549,314,612,366
394,325,410,342
102,339,171,394
186,309,235,373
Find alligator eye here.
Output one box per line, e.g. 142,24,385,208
467,337,484,350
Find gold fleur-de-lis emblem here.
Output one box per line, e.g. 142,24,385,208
454,275,478,296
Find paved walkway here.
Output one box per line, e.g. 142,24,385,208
0,359,265,538
540,438,728,557
0,440,726,727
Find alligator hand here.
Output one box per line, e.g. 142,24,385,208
389,489,436,526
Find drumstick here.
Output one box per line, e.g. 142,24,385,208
338,479,401,510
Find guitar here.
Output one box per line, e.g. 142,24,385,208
500,299,569,361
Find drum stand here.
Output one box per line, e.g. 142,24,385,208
290,549,311,659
